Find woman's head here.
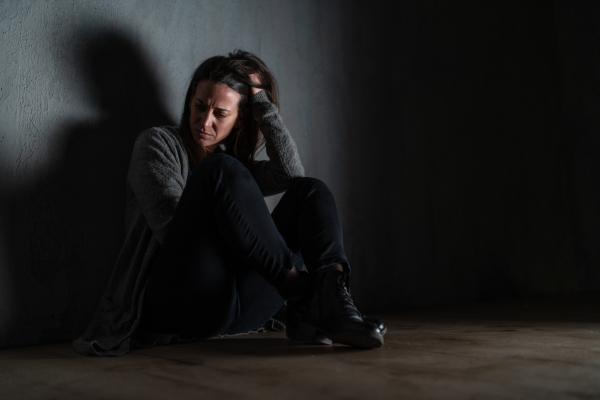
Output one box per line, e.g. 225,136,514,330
180,50,279,169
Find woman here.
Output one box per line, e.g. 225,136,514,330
73,50,385,356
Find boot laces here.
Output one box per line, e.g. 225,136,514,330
333,275,360,318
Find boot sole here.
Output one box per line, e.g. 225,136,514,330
327,330,384,349
287,325,332,345
288,323,384,349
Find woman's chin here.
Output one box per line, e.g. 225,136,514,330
194,138,214,148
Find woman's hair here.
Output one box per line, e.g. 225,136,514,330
180,50,279,170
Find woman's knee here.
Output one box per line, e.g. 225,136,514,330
288,176,332,196
191,153,251,185
194,153,242,173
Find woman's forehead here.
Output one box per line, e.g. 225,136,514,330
194,80,240,110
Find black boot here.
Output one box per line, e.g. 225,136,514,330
295,270,384,348
343,275,387,335
276,271,332,344
362,316,387,335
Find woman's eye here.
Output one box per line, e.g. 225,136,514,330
216,113,226,118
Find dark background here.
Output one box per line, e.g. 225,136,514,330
0,0,598,348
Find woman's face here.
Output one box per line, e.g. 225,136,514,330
189,80,242,153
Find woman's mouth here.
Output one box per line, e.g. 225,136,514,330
195,130,212,139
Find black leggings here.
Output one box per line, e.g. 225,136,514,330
140,153,349,338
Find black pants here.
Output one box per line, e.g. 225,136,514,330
141,153,349,338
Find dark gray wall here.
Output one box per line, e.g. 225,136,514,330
339,0,589,311
0,0,598,348
554,0,600,293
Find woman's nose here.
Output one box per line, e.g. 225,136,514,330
201,112,212,128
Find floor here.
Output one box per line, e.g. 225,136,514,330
1,294,599,400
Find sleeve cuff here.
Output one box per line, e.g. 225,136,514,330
250,90,270,104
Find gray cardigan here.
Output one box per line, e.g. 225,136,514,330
73,91,304,356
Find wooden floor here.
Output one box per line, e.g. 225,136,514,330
1,294,599,399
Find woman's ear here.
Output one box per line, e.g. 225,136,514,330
234,108,250,128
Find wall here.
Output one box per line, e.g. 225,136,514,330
553,0,600,293
337,0,592,310
1,0,597,348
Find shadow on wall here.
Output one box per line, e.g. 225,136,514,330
2,29,174,347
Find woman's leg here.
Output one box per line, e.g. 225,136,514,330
271,177,349,273
271,177,384,348
141,153,299,337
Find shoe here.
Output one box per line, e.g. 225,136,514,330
283,312,386,340
294,270,383,348
276,272,330,343
337,273,387,335
362,316,387,335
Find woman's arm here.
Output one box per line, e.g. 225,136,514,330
127,128,187,243
250,90,305,196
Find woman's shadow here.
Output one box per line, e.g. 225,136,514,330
5,29,175,346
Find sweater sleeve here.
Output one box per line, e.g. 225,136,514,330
127,128,187,244
250,90,305,196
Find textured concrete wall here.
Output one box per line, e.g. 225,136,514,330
1,0,597,348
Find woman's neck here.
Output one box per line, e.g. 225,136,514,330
201,144,218,156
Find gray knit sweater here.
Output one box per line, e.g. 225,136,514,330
73,91,304,356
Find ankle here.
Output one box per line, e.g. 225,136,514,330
283,266,301,284
322,263,344,273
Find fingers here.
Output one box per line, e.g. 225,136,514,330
249,73,261,86
248,73,263,96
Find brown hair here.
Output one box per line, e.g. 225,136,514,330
180,50,279,170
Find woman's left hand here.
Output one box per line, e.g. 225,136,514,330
249,73,263,96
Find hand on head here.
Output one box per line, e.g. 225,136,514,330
248,73,263,96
